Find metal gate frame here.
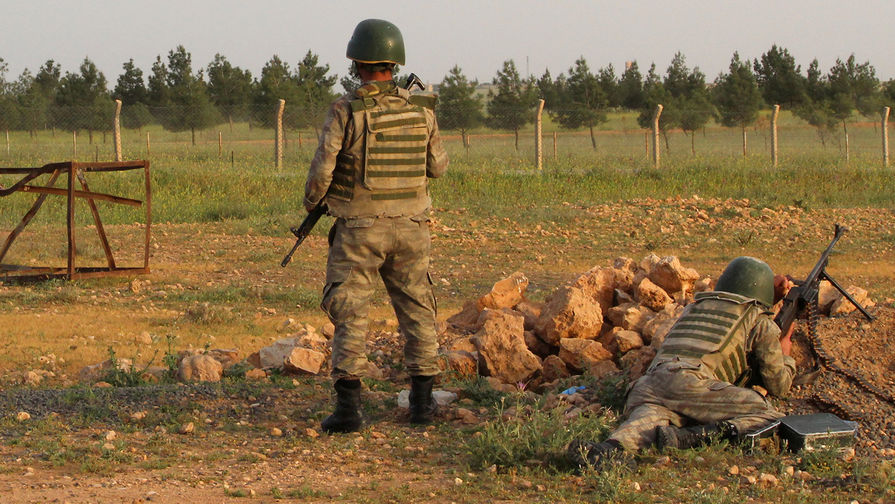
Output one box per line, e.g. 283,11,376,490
0,160,151,281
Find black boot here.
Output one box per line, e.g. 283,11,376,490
321,379,363,434
655,422,736,451
567,439,625,471
408,375,438,425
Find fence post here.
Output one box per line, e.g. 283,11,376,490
553,131,557,159
275,99,285,169
771,105,780,168
73,131,78,159
145,131,151,157
5,130,8,157
218,131,223,158
651,104,663,168
883,106,890,168
535,99,545,170
113,99,123,161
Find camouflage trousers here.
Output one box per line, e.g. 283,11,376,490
609,364,784,451
321,215,439,380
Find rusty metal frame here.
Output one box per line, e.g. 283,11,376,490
0,160,151,281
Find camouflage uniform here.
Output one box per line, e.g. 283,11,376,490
608,290,796,450
304,80,448,380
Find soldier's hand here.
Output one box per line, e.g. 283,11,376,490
773,275,794,304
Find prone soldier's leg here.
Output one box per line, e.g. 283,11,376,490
610,403,685,451
665,375,784,435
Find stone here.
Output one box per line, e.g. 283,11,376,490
541,355,570,382
178,422,195,434
636,277,673,311
447,335,478,354
207,348,240,370
620,347,656,381
586,359,620,380
305,428,319,438
615,330,644,353
648,256,700,296
477,271,529,311
523,330,553,358
446,301,483,332
817,280,839,314
830,286,873,316
283,347,326,375
606,303,654,332
292,327,329,352
278,318,295,333
514,299,543,331
642,311,680,347
455,408,478,425
135,332,153,345
758,472,778,487
558,338,613,372
639,253,661,275
570,267,619,313
78,358,135,383
258,338,302,369
321,322,335,339
16,411,30,422
178,354,223,382
432,390,459,406
442,350,478,377
245,368,267,381
247,352,262,369
140,366,168,383
614,289,634,305
484,376,520,393
473,310,541,384
22,371,42,386
270,427,283,437
694,277,713,293
535,286,603,345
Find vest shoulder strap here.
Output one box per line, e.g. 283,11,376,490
408,94,437,110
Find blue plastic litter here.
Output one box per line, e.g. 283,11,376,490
560,385,586,395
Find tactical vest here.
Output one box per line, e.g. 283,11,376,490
325,81,437,219
653,291,768,385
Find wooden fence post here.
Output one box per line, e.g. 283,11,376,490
883,106,890,168
771,105,780,168
651,104,663,168
5,130,8,157
113,99,122,161
145,132,151,157
535,99,545,170
275,99,285,169
553,131,557,159
218,131,223,158
73,131,78,159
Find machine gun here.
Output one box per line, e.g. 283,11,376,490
280,73,426,267
775,224,874,383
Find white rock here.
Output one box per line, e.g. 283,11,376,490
397,389,458,409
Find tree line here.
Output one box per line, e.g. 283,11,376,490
0,45,894,152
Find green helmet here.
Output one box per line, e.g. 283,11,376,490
715,256,775,307
346,19,405,65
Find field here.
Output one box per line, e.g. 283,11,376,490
0,115,893,502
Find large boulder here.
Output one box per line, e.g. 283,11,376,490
606,303,655,332
817,280,839,314
636,277,673,311
79,358,135,383
535,286,603,344
442,350,478,377
283,347,326,375
541,355,571,382
477,271,529,311
648,256,700,296
473,309,542,384
570,267,619,313
207,348,240,370
514,299,544,331
558,338,613,372
178,354,223,382
446,301,482,332
615,330,644,354
620,347,657,381
830,286,874,316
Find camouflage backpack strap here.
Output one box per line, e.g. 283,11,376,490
408,94,437,110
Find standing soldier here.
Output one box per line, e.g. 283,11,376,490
569,257,796,468
304,19,449,433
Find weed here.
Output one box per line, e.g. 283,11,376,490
285,486,328,499
452,376,506,408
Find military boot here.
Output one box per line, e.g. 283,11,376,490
567,439,625,471
655,422,737,451
321,379,363,434
408,375,438,425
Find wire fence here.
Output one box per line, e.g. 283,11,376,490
0,102,891,168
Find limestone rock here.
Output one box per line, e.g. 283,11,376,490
473,309,541,384
442,350,478,377
643,315,679,348
446,301,483,332
178,354,223,382
636,277,673,311
620,347,656,381
321,322,335,339
245,368,267,381
259,337,323,369
541,355,570,382
524,330,553,358
694,277,713,293
207,348,240,370
447,335,478,354
558,338,613,372
640,253,661,274
135,332,153,345
570,267,619,313
587,359,620,380
648,256,700,296
140,366,168,383
477,271,529,311
79,358,135,383
535,286,603,344
283,347,326,375
514,299,543,331
22,371,42,387
817,280,839,314
830,286,874,316
615,330,644,354
606,303,654,332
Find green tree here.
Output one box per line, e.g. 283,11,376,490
113,59,153,129
55,57,111,143
827,55,880,160
206,53,253,129
597,64,619,108
663,53,715,154
437,65,483,148
713,52,763,156
536,68,560,109
884,79,895,114
0,58,19,131
161,46,221,144
753,45,806,108
551,57,608,150
147,55,170,108
252,55,299,128
636,63,673,150
618,61,645,110
794,59,837,147
487,59,537,151
292,50,338,131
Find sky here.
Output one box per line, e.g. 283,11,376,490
1,0,893,88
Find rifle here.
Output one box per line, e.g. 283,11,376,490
774,224,874,383
280,73,426,267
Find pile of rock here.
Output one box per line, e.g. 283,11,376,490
441,254,708,391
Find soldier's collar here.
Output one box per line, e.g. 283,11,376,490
355,80,397,98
